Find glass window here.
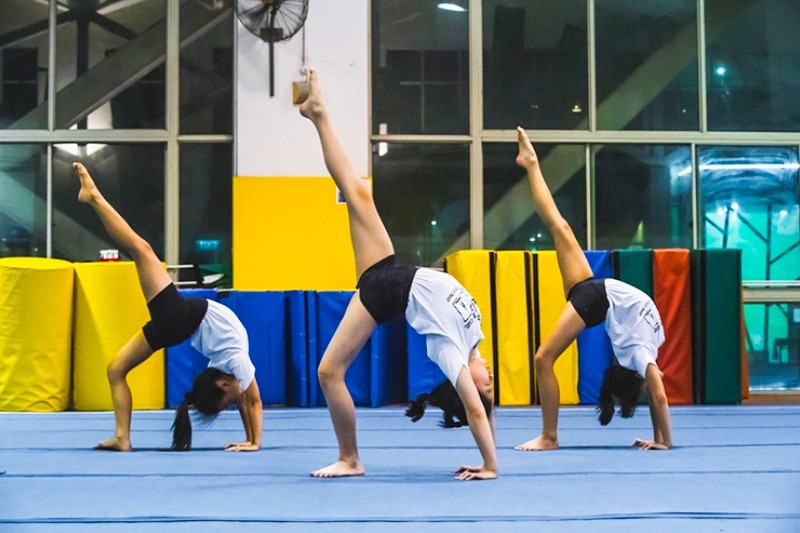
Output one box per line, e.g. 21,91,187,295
55,1,166,130
180,4,233,134
0,144,47,257
745,301,800,391
595,0,698,131
0,1,50,129
594,144,693,250
371,0,469,135
699,145,800,281
52,143,165,261
484,142,586,250
706,0,800,132
482,0,587,130
179,143,233,285
372,143,470,266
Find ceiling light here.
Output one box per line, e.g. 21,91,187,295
438,3,466,12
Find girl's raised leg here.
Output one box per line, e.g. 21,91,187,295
299,69,394,278
516,127,593,296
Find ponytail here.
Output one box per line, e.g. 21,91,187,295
405,393,430,422
597,378,616,426
169,368,227,451
170,393,193,451
405,380,472,428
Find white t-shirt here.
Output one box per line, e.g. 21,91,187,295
405,268,485,386
604,278,665,377
189,300,256,390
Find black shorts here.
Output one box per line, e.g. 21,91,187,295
142,284,209,350
567,278,609,328
356,255,417,324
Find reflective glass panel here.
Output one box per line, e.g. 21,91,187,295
484,142,586,250
0,1,50,129
52,143,165,261
55,1,166,130
699,145,800,281
596,0,698,131
0,144,47,257
745,301,800,391
594,144,693,250
179,143,233,286
371,0,469,135
482,0,587,130
706,0,800,132
372,143,470,266
180,3,233,134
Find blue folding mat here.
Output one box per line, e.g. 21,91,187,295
1,405,799,530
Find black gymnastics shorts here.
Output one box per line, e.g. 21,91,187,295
142,283,209,350
566,278,609,328
356,255,417,324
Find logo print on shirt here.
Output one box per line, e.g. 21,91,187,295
450,288,480,328
640,305,662,333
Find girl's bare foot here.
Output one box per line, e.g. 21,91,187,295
93,435,132,452
298,68,325,122
515,126,540,169
310,460,365,478
514,434,559,452
73,162,102,204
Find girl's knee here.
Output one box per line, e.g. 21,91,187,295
106,358,127,382
317,358,345,386
533,350,556,371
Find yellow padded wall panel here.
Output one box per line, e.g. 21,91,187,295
533,251,579,405
444,250,494,383
493,251,534,406
0,258,74,411
233,176,357,290
72,262,165,410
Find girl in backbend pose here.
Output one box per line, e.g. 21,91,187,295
74,162,262,452
513,127,672,452
299,69,497,479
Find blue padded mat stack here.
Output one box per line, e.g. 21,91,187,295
577,251,615,405
166,289,219,408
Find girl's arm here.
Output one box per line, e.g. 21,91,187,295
636,364,672,450
453,368,498,480
225,379,263,452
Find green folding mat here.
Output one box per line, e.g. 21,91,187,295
691,249,743,404
612,249,653,297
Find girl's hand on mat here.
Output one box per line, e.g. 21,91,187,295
454,466,497,480
224,441,259,452
634,439,669,451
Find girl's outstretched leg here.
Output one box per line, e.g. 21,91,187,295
74,162,171,301
299,69,394,278
515,128,593,296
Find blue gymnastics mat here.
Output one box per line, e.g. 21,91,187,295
1,405,799,532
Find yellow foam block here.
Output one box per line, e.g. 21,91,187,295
493,251,535,405
444,250,495,386
0,258,74,411
233,176,357,290
72,262,165,411
533,251,579,405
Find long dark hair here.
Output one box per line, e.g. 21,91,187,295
597,364,645,426
405,379,493,428
170,367,227,450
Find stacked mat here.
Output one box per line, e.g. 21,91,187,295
0,249,745,412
